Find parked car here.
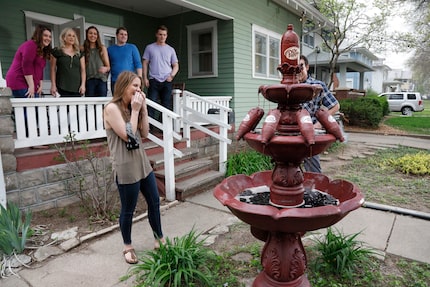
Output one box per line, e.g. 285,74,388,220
378,92,425,115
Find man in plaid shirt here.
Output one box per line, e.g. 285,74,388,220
298,55,340,173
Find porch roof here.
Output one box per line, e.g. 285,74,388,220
90,0,331,24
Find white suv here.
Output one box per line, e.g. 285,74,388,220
378,92,425,115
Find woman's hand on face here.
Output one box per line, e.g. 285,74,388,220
131,91,145,112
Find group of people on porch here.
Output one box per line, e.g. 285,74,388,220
6,24,179,113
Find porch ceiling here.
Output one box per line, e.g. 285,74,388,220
90,0,188,18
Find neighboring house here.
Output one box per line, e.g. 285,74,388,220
0,0,333,127
366,58,393,93
304,46,378,91
387,69,414,92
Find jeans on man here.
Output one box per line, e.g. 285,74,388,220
304,155,322,173
147,79,173,121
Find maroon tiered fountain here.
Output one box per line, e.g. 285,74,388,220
214,24,364,287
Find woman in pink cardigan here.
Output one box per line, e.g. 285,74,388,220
6,25,52,98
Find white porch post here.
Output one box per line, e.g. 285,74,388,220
0,151,6,208
162,113,176,201
218,109,229,174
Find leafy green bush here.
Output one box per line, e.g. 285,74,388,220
0,203,33,256
226,149,274,176
340,97,384,127
310,228,375,280
125,229,216,286
387,151,430,175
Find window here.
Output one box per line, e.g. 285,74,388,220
302,22,315,48
407,94,417,100
187,21,218,78
389,94,403,100
252,25,281,79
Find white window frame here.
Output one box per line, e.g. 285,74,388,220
23,11,116,46
302,25,315,48
252,24,281,80
187,20,218,79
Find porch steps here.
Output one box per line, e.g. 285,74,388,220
148,148,224,201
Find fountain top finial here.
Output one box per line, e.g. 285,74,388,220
278,24,301,85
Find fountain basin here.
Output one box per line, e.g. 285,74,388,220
259,83,322,105
244,133,336,164
213,171,364,234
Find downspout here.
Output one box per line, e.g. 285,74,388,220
363,201,430,221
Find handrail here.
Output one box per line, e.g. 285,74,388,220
173,90,232,173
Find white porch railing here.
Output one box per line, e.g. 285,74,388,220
173,89,232,172
5,91,232,205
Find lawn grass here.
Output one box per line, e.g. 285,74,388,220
326,146,430,212
383,99,430,134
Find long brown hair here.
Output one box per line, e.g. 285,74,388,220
83,26,105,65
111,71,144,131
31,25,52,60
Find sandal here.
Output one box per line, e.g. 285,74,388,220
123,248,138,264
154,238,167,250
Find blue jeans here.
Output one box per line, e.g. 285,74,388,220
147,79,173,120
304,155,322,173
116,172,163,245
12,89,40,134
86,78,107,97
110,81,116,95
12,88,40,98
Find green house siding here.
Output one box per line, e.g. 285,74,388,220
186,0,301,123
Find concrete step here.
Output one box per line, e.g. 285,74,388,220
154,157,214,180
147,147,199,169
175,170,225,200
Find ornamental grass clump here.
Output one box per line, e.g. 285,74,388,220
310,228,376,280
0,203,33,256
0,202,33,278
226,149,274,176
125,229,216,287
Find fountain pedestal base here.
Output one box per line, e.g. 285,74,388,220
251,228,310,287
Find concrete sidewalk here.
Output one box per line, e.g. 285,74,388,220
2,132,430,287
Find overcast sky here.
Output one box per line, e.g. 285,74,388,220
376,4,415,70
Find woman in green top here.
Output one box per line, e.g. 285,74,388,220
83,26,110,97
50,27,85,97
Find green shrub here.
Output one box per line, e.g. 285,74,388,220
340,97,384,127
310,228,375,280
387,151,430,175
226,149,274,177
365,89,379,97
125,229,216,287
0,203,33,256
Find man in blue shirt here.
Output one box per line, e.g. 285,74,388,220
108,27,142,94
299,55,340,173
